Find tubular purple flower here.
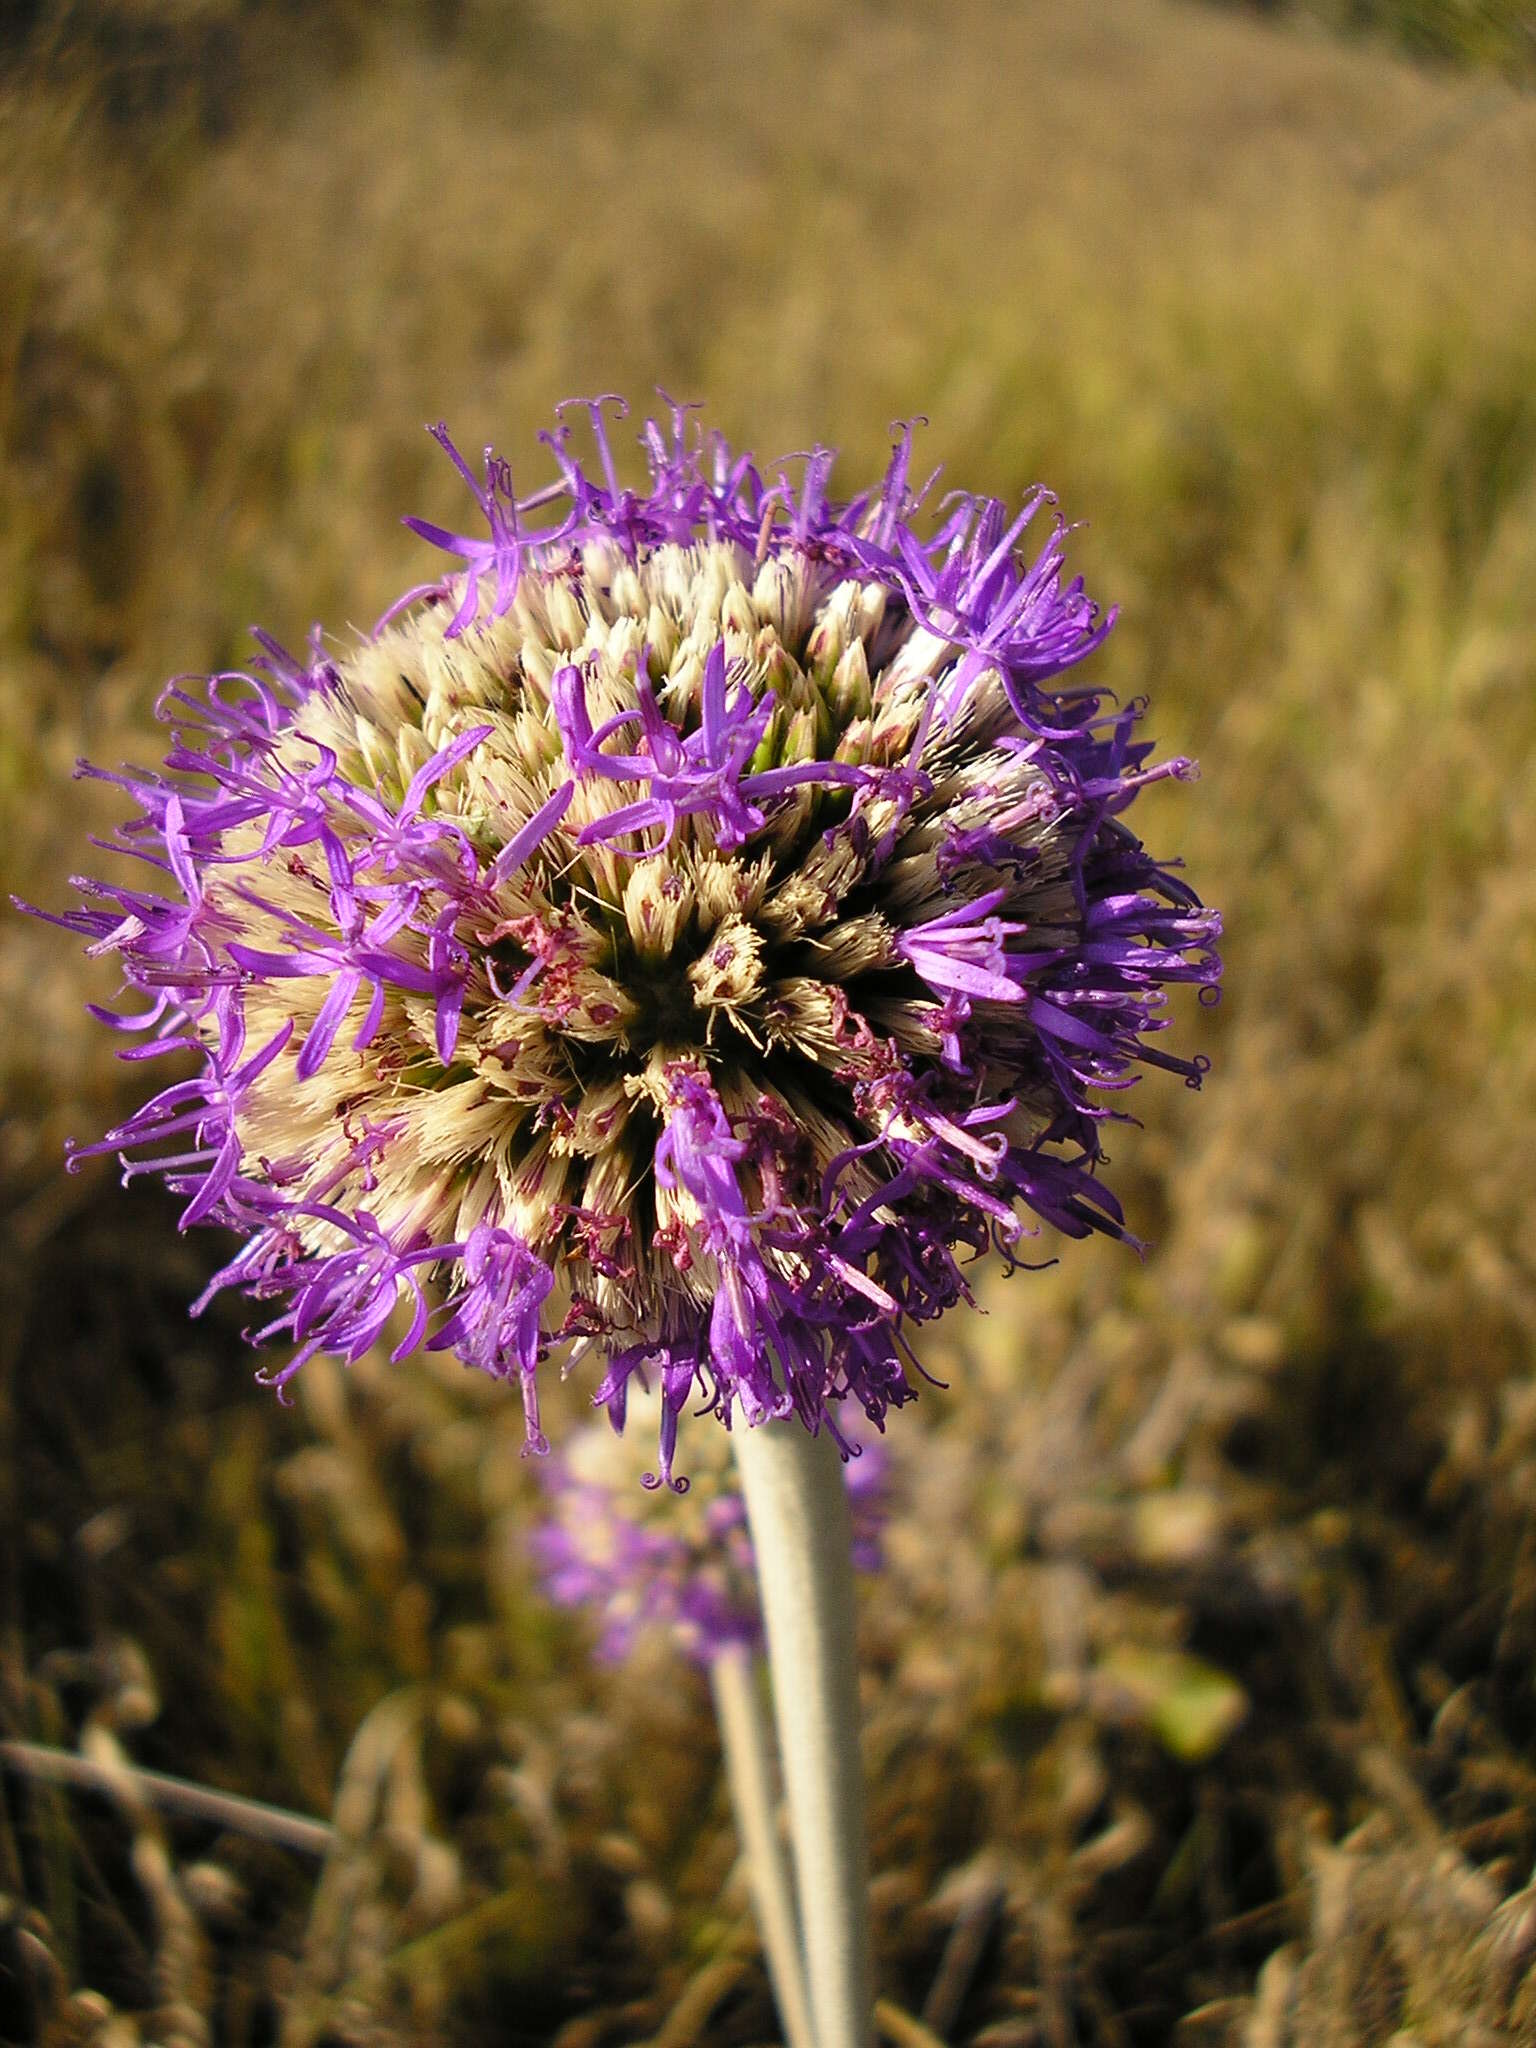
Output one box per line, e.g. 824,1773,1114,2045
426,1220,557,1449
24,399,1220,1487
531,1404,890,1666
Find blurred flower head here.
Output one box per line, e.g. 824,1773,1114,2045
532,1390,889,1664
31,396,1219,1485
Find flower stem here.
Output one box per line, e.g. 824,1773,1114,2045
0,1738,334,1857
732,1415,873,2048
709,1645,816,2048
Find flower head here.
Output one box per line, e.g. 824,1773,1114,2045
29,397,1219,1485
531,1393,889,1665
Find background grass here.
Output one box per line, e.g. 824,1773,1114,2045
3,2,1536,2043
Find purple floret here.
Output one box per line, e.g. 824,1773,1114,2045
531,1424,890,1666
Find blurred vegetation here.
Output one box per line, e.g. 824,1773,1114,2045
3,1,1536,2043
1220,0,1531,75
1213,0,1536,77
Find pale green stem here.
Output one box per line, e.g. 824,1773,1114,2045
709,1644,816,2048
732,1415,873,2048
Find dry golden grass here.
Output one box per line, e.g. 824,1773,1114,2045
4,3,1536,2043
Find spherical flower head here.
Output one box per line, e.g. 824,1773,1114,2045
30,396,1220,1486
531,1392,889,1665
